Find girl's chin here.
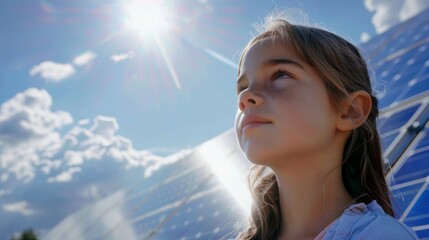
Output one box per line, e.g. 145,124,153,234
244,153,274,166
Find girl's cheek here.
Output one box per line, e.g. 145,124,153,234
264,82,296,99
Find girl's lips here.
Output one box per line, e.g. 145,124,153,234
242,121,271,132
241,114,272,132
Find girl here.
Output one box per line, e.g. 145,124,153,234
234,17,419,240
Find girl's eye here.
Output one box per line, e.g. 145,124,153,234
272,71,292,81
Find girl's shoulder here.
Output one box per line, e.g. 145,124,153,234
323,200,419,240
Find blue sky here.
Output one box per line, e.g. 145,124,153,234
0,0,378,154
1,0,429,237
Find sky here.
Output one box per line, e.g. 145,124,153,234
1,0,429,237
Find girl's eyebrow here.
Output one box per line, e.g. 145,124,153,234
264,58,304,69
237,58,303,85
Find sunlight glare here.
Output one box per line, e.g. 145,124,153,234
123,0,173,36
196,131,252,218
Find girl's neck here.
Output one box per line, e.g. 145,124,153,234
273,155,354,240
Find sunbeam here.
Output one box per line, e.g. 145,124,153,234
154,33,182,90
111,0,243,94
203,47,238,69
181,38,238,69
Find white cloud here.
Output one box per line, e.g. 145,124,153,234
78,119,90,125
360,32,370,43
1,173,8,182
0,88,73,182
400,0,429,21
0,189,12,196
40,159,61,174
30,50,97,82
2,201,38,216
48,167,81,183
30,61,75,82
0,88,193,184
53,116,193,178
110,51,134,62
73,51,96,66
0,88,72,144
143,149,193,177
364,0,429,33
90,116,119,140
65,150,84,166
80,184,102,200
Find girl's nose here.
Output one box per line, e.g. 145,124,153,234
238,88,264,111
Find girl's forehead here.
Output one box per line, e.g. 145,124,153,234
239,37,304,73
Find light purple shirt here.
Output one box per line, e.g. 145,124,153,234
321,200,419,240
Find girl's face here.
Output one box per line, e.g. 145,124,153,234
235,37,341,166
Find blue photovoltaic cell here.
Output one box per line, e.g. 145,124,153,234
392,124,429,181
377,102,422,154
127,165,211,219
378,104,420,134
415,132,429,150
404,186,429,226
380,132,399,151
135,214,167,235
415,229,429,239
391,182,426,216
125,160,188,196
405,50,429,77
389,54,426,89
404,75,429,99
394,149,429,185
379,88,403,109
153,189,242,240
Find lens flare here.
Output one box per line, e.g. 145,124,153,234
113,0,241,94
123,0,173,36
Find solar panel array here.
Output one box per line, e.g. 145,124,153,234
360,8,429,239
45,9,429,240
124,151,246,240
44,130,249,240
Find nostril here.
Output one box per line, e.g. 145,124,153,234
248,99,256,104
239,102,245,110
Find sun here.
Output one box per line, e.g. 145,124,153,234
120,0,182,89
122,0,173,36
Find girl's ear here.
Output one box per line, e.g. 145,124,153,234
337,90,372,131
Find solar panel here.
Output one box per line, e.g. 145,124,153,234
390,122,429,239
368,31,429,109
45,8,429,240
151,187,243,240
378,98,428,165
126,165,211,220
368,8,429,239
378,104,420,133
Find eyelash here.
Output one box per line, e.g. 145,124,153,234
237,70,293,94
271,70,293,81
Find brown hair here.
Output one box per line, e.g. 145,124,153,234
236,18,393,240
